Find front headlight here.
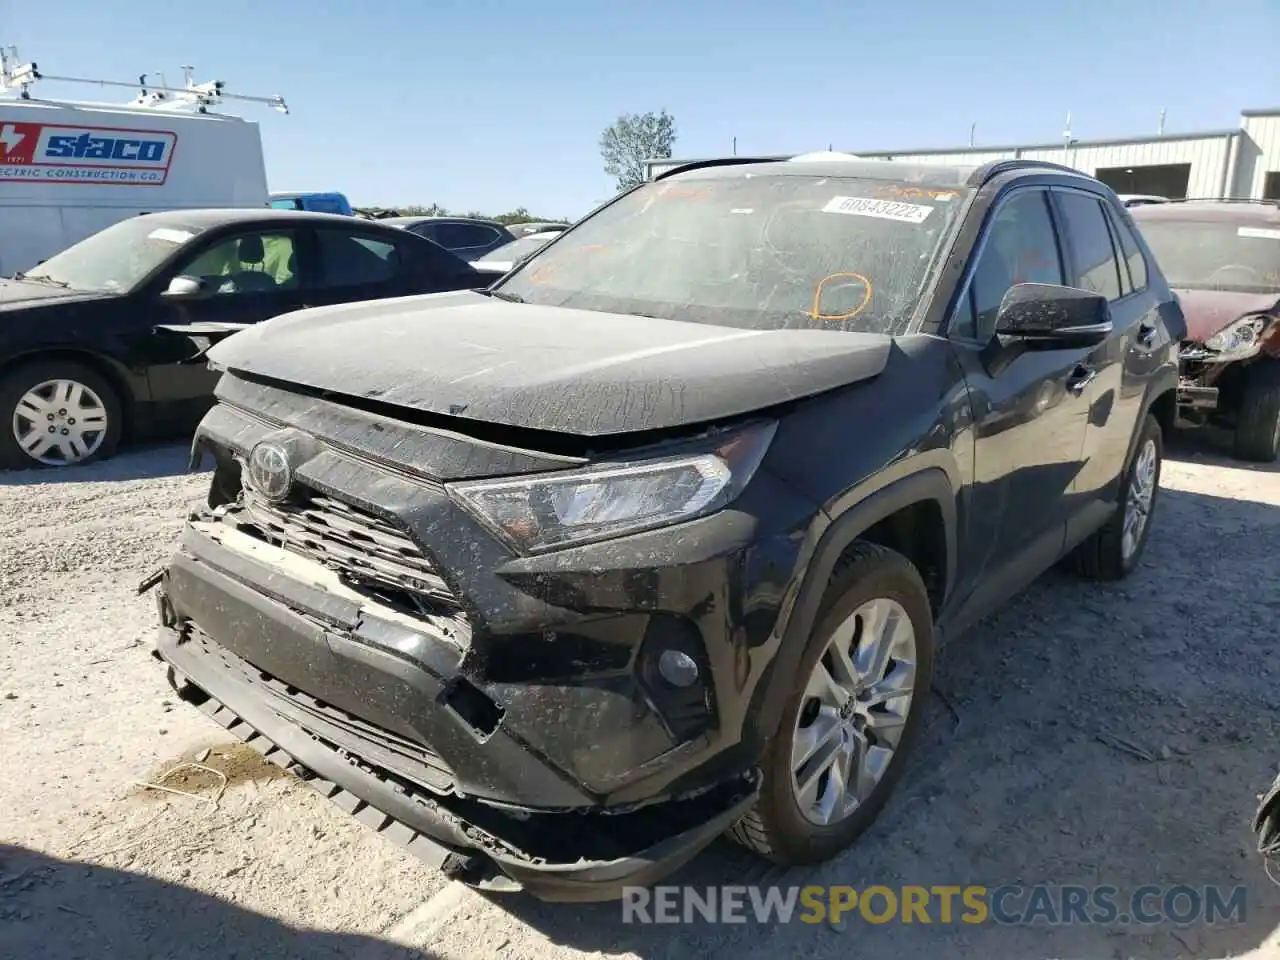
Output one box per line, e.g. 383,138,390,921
1204,314,1272,360
448,421,777,554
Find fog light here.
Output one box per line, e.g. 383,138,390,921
657,650,699,688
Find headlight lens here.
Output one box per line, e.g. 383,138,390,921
449,421,777,553
1204,314,1271,358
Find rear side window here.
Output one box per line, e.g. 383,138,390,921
1055,192,1124,301
316,231,402,288
435,223,502,250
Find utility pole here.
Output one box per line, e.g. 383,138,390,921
732,136,737,156
1158,108,1167,135
969,122,976,148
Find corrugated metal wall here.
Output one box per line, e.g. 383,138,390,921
1240,115,1280,196
647,111,1280,196
870,136,1230,197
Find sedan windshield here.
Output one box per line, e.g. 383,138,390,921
1134,220,1280,293
20,217,206,293
495,174,967,335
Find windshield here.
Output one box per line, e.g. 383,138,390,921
496,174,966,334
1135,220,1280,293
479,234,555,264
21,217,204,293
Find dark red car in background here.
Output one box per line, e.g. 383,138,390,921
1130,199,1280,462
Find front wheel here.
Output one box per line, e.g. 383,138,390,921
0,360,124,470
728,542,934,865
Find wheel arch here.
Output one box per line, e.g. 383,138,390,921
0,348,143,438
747,466,958,747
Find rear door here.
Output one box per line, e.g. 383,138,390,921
143,227,314,403
944,186,1095,618
1050,189,1161,543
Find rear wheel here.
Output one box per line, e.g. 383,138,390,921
728,542,934,864
0,360,124,470
1070,413,1162,581
1232,360,1280,463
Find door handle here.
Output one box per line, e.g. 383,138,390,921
1137,322,1157,347
1066,365,1097,395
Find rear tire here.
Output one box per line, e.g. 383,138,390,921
1070,413,1162,581
0,360,124,470
1232,360,1280,463
728,542,934,865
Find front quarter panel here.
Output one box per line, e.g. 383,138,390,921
0,298,151,402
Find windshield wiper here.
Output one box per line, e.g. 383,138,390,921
483,289,525,304
12,272,71,288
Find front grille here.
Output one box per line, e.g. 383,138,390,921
235,487,459,609
190,628,455,794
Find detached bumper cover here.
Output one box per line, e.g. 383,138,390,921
153,522,761,901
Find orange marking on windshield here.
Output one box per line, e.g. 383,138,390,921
809,272,872,322
875,185,958,201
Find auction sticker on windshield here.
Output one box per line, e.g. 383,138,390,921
1238,226,1280,241
822,196,934,224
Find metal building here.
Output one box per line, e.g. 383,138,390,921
646,107,1280,200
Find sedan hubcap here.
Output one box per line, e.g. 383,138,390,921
1122,438,1158,561
11,379,109,466
791,597,917,826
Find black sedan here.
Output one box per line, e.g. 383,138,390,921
0,209,497,469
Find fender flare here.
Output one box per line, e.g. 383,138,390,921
747,466,958,744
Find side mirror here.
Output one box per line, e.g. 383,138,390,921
162,275,207,299
994,283,1113,348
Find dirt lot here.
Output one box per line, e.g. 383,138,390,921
1,435,1277,960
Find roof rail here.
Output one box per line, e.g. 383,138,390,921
1166,197,1280,207
652,156,788,181
969,158,1091,186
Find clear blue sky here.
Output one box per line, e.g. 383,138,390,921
4,0,1277,218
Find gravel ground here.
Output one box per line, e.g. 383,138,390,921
1,434,1278,959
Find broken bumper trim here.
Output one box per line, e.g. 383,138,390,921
158,623,758,902
1176,383,1219,411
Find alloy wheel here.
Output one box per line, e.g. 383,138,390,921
790,597,917,826
1121,438,1158,562
11,379,110,466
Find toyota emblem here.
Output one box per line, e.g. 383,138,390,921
246,441,294,502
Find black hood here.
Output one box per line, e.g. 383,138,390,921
207,292,894,437
0,278,117,310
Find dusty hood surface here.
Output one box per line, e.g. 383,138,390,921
0,279,116,310
207,291,894,436
1174,288,1280,343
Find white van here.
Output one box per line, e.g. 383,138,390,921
0,98,269,276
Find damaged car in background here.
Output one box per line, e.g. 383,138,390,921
1130,199,1280,462
145,155,1181,902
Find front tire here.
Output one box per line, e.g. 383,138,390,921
728,542,934,864
1232,360,1280,463
0,360,124,470
1070,413,1162,581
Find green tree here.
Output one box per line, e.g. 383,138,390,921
599,110,677,192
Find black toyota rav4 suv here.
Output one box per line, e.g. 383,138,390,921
148,156,1184,902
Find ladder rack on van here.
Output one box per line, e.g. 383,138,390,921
0,46,288,115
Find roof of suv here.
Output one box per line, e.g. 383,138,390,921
1129,199,1280,225
657,155,1098,191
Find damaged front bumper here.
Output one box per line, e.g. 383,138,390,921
150,519,760,903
